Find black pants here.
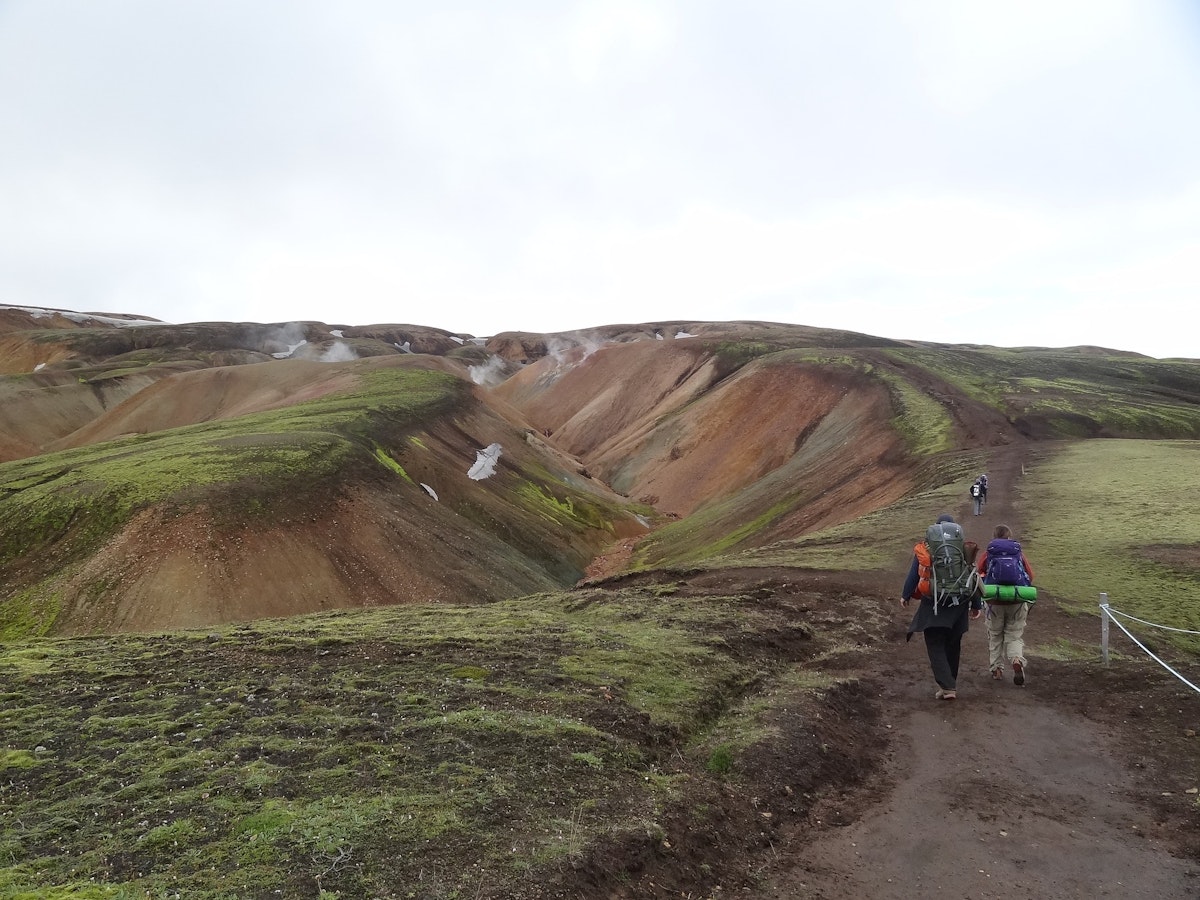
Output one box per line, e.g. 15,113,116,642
924,626,963,690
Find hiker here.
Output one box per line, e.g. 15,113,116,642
900,514,983,701
976,524,1036,686
970,477,985,516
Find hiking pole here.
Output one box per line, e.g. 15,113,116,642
1100,593,1110,666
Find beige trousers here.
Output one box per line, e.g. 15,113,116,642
986,602,1029,671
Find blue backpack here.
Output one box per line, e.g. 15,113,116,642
985,538,1029,587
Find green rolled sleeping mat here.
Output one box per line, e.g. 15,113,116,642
982,584,1037,603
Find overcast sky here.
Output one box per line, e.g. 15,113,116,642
2,1,1198,357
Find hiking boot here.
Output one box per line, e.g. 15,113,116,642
1013,660,1025,686
991,666,1004,680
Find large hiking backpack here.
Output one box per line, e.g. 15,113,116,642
970,482,982,499
920,522,979,612
984,538,1029,587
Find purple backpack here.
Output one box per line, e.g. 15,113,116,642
985,538,1029,586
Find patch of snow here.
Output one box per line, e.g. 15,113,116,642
467,443,503,480
635,514,651,528
675,331,696,339
33,362,46,372
271,340,307,359
329,329,344,338
470,337,488,345
449,335,465,344
420,483,439,501
654,331,664,340
394,341,413,353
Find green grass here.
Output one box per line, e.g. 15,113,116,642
1024,440,1200,646
0,585,853,898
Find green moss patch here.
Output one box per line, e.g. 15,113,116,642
0,582,868,898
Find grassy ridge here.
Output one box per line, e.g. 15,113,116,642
0,586,844,899
886,348,1200,438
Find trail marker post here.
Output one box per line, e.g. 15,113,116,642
1100,593,1110,665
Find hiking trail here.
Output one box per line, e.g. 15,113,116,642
752,447,1200,899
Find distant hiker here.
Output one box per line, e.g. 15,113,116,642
970,477,985,516
900,514,983,701
976,524,1036,686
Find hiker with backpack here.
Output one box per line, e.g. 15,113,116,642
976,524,1036,686
900,514,983,701
970,478,985,516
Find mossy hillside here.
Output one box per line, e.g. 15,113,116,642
886,348,1200,438
688,454,988,575
0,585,838,899
0,588,62,642
629,475,800,571
633,367,966,570
1023,439,1200,647
382,435,639,585
437,476,624,585
710,340,776,372
0,368,466,570
757,350,953,455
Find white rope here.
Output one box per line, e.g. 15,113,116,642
1103,608,1200,695
1106,606,1200,635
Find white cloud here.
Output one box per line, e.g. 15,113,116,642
1,1,1198,358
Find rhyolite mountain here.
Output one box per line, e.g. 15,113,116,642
2,304,1198,637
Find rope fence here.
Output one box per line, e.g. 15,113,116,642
1099,592,1200,695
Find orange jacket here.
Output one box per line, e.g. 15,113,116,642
913,542,934,599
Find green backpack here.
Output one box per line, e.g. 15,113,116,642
924,522,979,613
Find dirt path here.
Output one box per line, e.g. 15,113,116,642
758,637,1199,898
753,446,1200,898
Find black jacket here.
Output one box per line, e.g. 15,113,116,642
901,554,981,639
